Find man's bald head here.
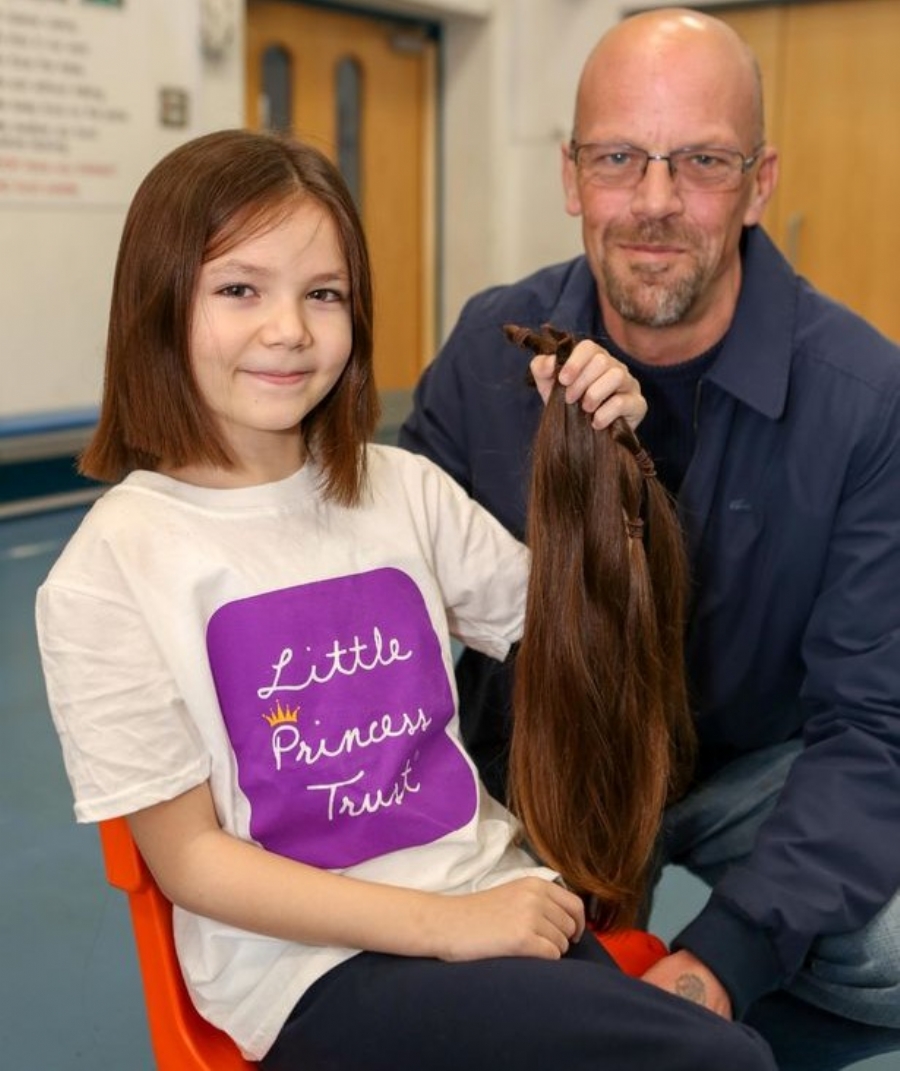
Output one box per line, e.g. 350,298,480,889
574,8,764,149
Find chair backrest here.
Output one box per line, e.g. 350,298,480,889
98,817,256,1070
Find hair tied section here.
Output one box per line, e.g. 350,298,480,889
633,447,657,480
503,322,577,374
625,516,645,540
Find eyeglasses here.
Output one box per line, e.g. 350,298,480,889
568,142,764,192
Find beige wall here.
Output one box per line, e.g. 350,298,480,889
1,0,245,421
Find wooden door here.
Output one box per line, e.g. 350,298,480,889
246,1,437,391
705,5,786,244
714,0,900,341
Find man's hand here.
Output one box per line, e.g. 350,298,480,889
531,339,647,430
641,949,733,1019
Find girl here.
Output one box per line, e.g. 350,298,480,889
36,129,774,1071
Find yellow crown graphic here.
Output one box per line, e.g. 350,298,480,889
261,700,300,727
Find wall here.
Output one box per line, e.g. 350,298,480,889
0,0,245,424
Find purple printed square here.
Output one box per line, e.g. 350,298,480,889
206,567,477,868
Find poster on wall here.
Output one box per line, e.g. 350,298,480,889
0,0,200,206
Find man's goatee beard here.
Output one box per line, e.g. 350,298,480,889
601,259,704,328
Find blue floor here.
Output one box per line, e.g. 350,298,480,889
1,505,155,1068
1,502,896,1069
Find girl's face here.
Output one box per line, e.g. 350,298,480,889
185,198,352,486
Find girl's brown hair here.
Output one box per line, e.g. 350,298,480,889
81,129,379,505
506,324,696,931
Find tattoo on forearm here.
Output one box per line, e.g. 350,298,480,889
675,973,707,1006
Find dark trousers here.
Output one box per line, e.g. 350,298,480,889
262,933,775,1071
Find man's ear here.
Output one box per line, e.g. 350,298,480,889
743,146,779,227
561,141,583,218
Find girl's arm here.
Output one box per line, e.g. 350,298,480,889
127,781,585,961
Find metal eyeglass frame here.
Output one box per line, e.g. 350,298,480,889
568,141,765,189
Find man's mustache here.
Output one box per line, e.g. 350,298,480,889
608,222,697,246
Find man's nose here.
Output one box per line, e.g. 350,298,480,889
629,156,684,217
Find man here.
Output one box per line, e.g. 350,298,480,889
400,9,900,1070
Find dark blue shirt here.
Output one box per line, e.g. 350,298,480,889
400,226,900,1015
601,335,721,495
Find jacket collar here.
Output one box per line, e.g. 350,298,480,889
704,227,797,421
553,257,605,336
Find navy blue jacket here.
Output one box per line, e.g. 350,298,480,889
399,227,900,1015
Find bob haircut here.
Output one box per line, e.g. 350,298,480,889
80,128,379,505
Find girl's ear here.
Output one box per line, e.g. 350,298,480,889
743,145,779,227
561,142,584,218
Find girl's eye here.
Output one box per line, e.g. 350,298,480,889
309,288,346,303
217,284,255,298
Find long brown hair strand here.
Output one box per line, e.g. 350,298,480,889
506,323,696,931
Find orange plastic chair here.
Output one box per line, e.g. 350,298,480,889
98,817,256,1069
591,924,669,976
99,813,663,1070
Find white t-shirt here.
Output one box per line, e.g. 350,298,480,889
36,444,552,1060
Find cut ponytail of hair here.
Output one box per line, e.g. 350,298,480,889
506,324,696,931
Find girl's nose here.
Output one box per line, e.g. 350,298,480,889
261,299,312,348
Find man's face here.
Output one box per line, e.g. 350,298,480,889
562,37,773,338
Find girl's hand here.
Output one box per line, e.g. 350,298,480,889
430,877,585,962
129,785,584,963
531,340,647,430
